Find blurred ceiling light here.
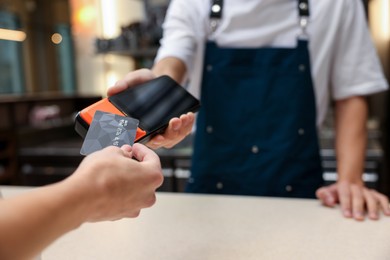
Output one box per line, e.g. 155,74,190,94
0,28,26,42
381,0,389,40
71,1,98,35
369,0,390,41
100,0,118,38
51,33,63,44
75,5,96,25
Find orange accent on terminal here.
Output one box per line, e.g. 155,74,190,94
135,128,147,141
79,98,147,142
79,98,124,124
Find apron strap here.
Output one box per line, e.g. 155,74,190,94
209,0,311,34
210,0,223,19
298,0,310,17
210,0,223,32
298,0,310,38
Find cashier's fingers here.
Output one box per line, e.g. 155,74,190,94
108,69,155,96
363,189,380,220
371,189,390,216
147,112,195,149
350,185,365,221
337,182,353,218
316,184,339,207
317,183,390,220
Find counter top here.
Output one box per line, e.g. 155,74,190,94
1,186,390,260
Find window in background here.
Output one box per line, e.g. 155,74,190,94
54,23,76,94
0,10,25,94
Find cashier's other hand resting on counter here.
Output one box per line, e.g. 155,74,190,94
316,96,390,221
317,182,390,221
109,69,195,150
0,144,163,260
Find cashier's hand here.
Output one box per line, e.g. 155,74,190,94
108,69,196,150
70,143,163,222
316,182,390,221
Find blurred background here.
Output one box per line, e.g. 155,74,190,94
0,0,389,197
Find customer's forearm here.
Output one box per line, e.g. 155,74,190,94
0,180,91,260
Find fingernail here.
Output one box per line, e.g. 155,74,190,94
369,213,378,220
344,210,352,218
326,197,334,204
354,212,364,220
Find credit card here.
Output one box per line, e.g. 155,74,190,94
80,110,139,155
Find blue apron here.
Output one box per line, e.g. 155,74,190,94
186,0,323,198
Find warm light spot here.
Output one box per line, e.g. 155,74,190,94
381,0,390,40
100,0,118,38
75,5,96,25
51,33,63,44
369,0,390,41
106,70,119,89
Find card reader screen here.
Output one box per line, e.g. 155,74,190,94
108,76,200,132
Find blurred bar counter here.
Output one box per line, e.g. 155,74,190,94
0,95,383,191
15,129,385,193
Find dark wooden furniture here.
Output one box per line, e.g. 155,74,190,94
0,94,101,185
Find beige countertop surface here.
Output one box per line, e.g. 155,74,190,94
2,186,390,260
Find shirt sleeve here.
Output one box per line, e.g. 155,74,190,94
154,0,205,75
330,0,388,100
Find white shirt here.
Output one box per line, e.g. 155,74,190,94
155,0,388,126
